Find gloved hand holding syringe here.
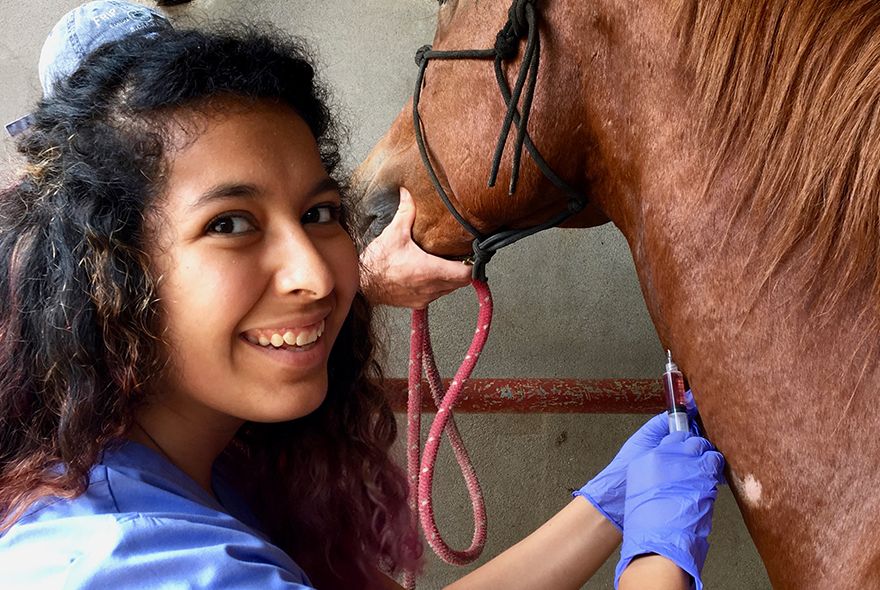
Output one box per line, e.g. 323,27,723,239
574,351,724,590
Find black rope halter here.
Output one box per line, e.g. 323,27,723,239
413,0,588,281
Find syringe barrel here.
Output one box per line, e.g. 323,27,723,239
662,366,689,433
662,369,687,409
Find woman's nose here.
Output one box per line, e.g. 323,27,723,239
272,230,335,299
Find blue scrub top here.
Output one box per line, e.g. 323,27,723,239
0,441,315,589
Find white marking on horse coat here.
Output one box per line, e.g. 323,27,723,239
740,473,763,507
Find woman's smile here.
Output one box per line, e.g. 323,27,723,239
239,318,330,369
241,318,326,348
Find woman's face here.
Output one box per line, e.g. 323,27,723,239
147,99,359,431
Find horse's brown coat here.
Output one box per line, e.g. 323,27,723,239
354,2,880,587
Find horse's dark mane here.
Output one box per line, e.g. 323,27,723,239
676,0,880,319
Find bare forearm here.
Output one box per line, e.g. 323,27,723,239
618,555,691,590
443,497,620,590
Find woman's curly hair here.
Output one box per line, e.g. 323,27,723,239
0,24,421,588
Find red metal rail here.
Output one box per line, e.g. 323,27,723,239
384,378,664,413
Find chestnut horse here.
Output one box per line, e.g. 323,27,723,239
354,1,880,588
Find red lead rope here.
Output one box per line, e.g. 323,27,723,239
404,280,492,588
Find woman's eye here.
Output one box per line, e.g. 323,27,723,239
206,214,256,235
302,205,342,225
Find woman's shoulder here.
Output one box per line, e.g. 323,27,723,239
11,440,230,525
0,510,316,589
0,441,314,589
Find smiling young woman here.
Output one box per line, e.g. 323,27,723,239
0,11,419,590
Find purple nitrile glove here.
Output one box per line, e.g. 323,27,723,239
574,390,705,530
614,431,725,590
573,412,670,531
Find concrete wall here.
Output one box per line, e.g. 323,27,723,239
0,1,771,588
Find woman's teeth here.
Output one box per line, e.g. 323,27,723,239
248,320,325,349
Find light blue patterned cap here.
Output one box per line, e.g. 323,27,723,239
7,1,172,137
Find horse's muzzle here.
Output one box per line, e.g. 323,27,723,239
354,184,400,246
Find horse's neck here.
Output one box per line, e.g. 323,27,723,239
579,2,880,585
627,177,880,587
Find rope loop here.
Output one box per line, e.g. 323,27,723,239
415,44,433,67
405,281,492,585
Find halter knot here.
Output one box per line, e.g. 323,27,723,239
494,29,520,61
470,239,496,281
415,44,433,67
506,0,535,37
568,198,586,213
494,0,535,60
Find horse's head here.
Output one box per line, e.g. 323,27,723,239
353,0,611,258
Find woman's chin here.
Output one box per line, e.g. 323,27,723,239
243,379,329,424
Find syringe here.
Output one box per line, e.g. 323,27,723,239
662,350,690,433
